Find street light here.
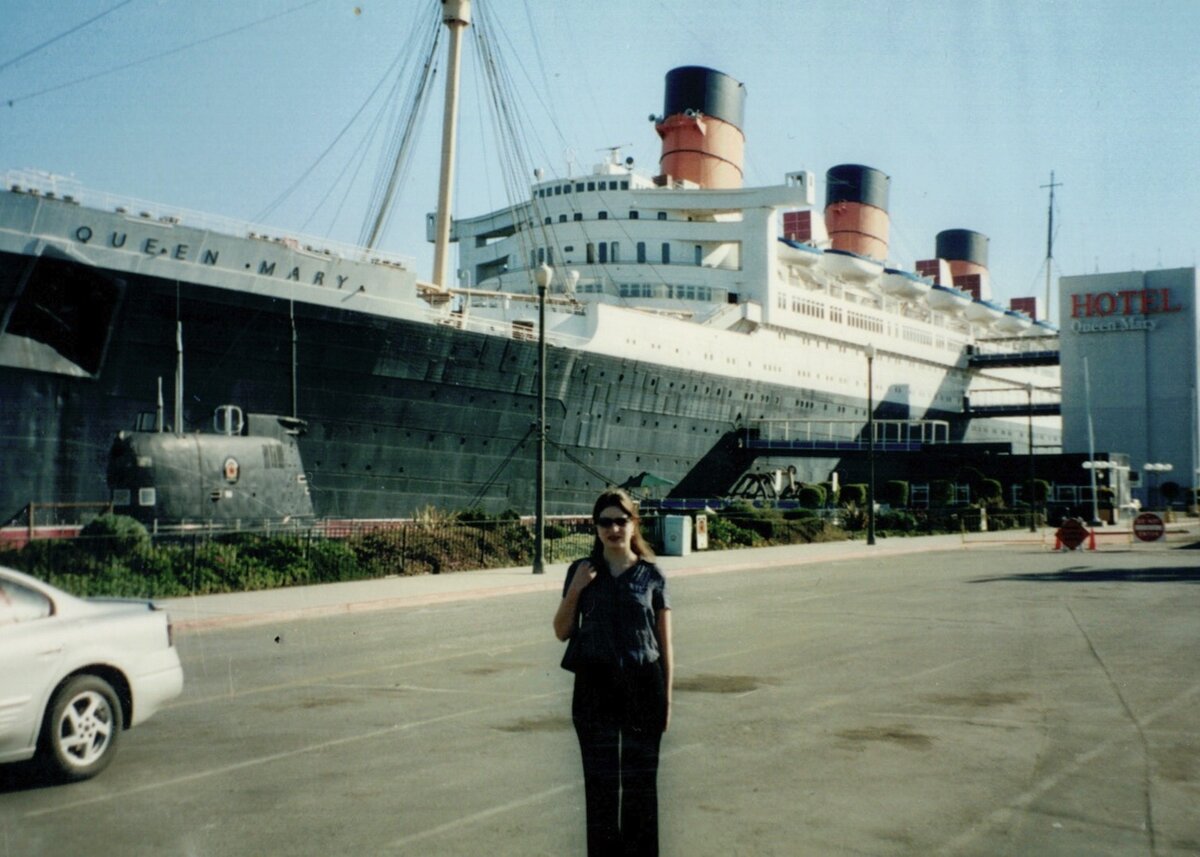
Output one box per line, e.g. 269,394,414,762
532,264,552,574
865,344,876,546
1025,383,1036,532
1082,459,1126,524
1143,462,1174,511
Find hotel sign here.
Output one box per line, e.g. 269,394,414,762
1069,288,1182,334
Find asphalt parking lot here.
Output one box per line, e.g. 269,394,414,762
2,532,1198,855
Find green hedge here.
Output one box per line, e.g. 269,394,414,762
0,513,587,598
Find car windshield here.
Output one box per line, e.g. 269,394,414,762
0,578,53,625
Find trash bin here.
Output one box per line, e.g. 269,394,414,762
661,515,692,556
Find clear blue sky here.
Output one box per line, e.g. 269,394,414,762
4,0,1198,322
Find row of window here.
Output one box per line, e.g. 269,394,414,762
779,294,951,346
542,210,669,224
532,242,706,267
846,310,884,334
618,283,714,301
536,179,631,197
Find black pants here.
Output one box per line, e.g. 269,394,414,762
572,662,666,857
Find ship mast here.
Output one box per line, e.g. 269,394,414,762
1040,171,1061,323
431,0,471,289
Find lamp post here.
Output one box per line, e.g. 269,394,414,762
1143,462,1173,511
532,264,552,574
1026,383,1036,532
865,344,876,546
1080,460,1102,524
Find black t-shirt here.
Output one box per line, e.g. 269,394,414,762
562,557,670,669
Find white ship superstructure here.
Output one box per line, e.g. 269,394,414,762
445,66,1060,444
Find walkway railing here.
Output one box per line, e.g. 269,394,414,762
746,418,951,450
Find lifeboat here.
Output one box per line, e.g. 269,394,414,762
927,283,972,314
995,309,1033,333
964,298,1005,325
823,248,883,284
777,236,822,266
881,268,932,301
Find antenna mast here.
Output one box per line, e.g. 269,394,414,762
1040,171,1062,323
431,0,471,290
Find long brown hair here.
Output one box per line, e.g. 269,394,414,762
590,488,656,561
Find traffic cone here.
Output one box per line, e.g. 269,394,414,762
1087,528,1097,550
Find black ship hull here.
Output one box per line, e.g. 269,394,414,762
0,248,1052,523
0,249,814,519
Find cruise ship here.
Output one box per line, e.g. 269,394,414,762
0,5,1059,526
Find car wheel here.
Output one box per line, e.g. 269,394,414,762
39,675,123,782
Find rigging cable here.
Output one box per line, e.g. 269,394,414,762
359,19,443,250
254,26,426,225
464,426,535,510
0,0,138,75
3,0,329,107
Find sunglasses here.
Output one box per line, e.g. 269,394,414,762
595,515,631,529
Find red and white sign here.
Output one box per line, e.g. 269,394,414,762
1132,512,1165,542
1056,518,1090,550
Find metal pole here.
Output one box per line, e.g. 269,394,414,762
866,345,876,546
1027,383,1036,532
533,266,551,574
1083,357,1100,524
290,300,298,419
431,0,471,289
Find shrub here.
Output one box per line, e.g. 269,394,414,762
930,479,955,508
841,503,866,532
797,484,825,508
706,515,759,548
883,480,909,508
819,482,838,506
877,510,918,533
979,478,1003,507
307,538,362,583
840,484,866,507
1022,478,1051,504
741,510,786,541
782,508,818,521
78,514,150,559
220,534,311,586
350,530,412,577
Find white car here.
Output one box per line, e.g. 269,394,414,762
0,565,184,781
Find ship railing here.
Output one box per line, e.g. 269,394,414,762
965,384,1061,408
971,333,1060,356
0,501,114,550
748,418,952,446
2,168,415,270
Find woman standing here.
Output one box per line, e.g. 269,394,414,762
553,489,673,857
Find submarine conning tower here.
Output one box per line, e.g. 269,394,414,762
654,66,746,189
936,228,991,299
824,164,890,261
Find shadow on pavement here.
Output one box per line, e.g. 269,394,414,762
970,566,1200,585
0,760,59,794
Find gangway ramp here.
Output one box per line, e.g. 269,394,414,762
969,335,1060,368
745,418,950,454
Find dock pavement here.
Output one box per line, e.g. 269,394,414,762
161,521,1197,633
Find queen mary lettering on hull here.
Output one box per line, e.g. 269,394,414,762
0,2,1059,527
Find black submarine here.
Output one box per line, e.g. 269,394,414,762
107,393,314,530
